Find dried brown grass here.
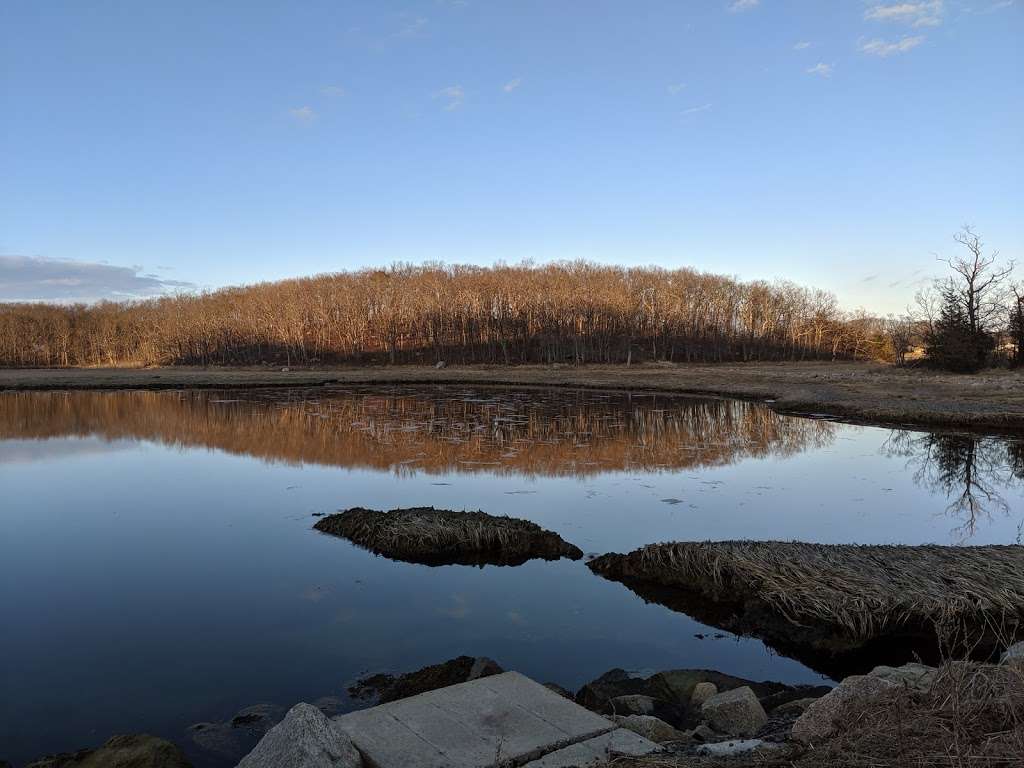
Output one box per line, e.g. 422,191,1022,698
314,506,583,565
589,541,1024,646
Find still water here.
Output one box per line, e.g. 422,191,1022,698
2,386,1022,764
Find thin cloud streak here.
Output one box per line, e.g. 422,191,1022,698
860,35,926,56
728,0,760,12
0,255,195,303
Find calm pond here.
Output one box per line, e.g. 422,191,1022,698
2,386,1023,765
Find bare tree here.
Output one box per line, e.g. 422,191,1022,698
939,225,1014,336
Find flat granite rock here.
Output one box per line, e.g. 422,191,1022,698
333,672,650,768
521,729,660,767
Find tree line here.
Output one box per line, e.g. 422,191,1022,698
0,262,890,368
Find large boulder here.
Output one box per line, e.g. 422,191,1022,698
607,694,658,717
699,686,767,738
791,675,898,745
608,715,689,744
237,703,362,768
25,735,192,768
574,669,649,712
689,682,717,710
868,663,936,691
644,669,785,713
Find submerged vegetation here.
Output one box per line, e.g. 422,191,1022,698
589,541,1024,676
314,506,584,566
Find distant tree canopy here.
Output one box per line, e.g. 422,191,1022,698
0,262,888,368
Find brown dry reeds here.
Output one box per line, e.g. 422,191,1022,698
589,541,1024,672
314,506,584,566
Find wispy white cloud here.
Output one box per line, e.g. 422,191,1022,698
793,41,812,50
806,62,834,77
502,77,522,93
681,102,713,115
728,0,760,12
321,85,345,97
435,85,465,110
0,255,194,302
395,14,428,38
289,105,315,121
985,0,1016,10
667,82,687,95
864,1,944,28
859,34,926,56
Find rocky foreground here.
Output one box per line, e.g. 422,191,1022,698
13,644,1022,768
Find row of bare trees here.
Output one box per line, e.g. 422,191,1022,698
0,262,889,368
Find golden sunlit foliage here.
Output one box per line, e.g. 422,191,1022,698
0,262,884,367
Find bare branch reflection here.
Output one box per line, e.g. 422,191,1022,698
883,430,1024,541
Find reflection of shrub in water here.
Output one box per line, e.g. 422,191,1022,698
0,387,836,477
883,430,1024,541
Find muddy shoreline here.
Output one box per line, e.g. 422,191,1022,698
2,362,1024,433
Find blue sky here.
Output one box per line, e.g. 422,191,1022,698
1,0,1021,312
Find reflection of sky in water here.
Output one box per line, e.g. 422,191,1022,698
0,436,135,464
1,389,1023,766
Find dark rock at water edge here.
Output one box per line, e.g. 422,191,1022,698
574,667,792,730
348,655,504,704
188,703,285,761
24,735,192,768
314,506,583,566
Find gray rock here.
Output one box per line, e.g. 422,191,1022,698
608,694,657,716
237,703,361,768
792,675,898,745
691,724,726,743
868,663,937,691
644,669,785,709
689,682,717,710
608,715,689,744
1000,641,1024,666
700,686,767,738
770,696,819,717
574,669,648,712
543,683,573,699
695,738,778,757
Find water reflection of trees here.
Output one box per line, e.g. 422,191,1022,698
0,387,835,477
883,430,1024,541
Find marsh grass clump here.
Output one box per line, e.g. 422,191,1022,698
314,506,584,566
589,541,1024,670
